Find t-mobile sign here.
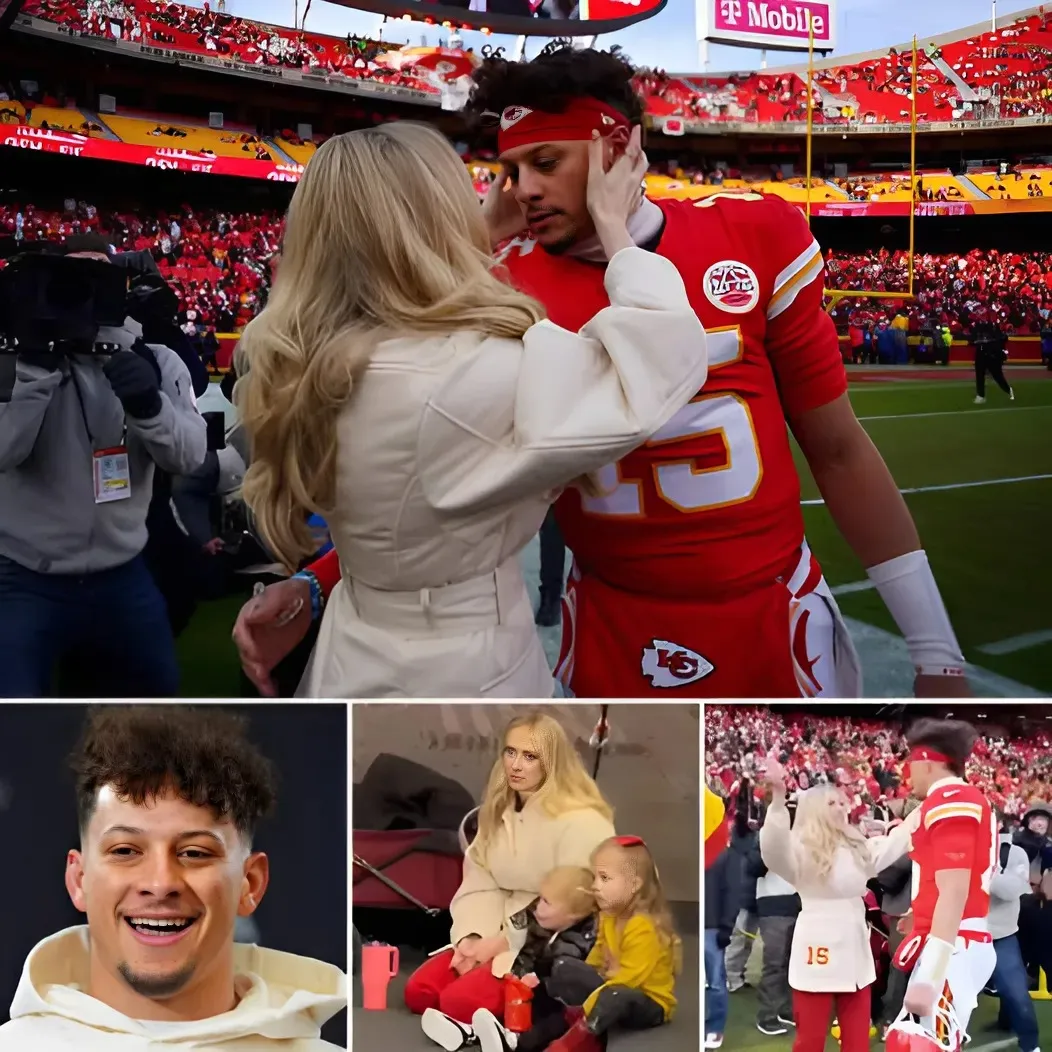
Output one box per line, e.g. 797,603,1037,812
701,0,836,52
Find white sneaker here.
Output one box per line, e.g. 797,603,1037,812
974,395,986,404
422,1008,475,1051
1010,389,1015,400
705,1034,725,1049
472,1008,517,1052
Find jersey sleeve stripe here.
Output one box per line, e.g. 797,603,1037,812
924,802,984,828
772,237,822,296
767,249,824,320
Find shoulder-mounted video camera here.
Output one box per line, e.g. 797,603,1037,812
0,243,129,354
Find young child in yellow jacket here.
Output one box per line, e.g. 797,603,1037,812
543,835,680,1052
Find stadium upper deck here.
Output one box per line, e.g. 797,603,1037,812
12,0,1052,135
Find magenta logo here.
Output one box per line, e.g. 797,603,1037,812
714,1,832,44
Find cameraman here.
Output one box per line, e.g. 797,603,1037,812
0,235,207,697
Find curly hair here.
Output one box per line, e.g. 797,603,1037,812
465,46,645,143
71,706,278,841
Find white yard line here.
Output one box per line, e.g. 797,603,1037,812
830,580,876,596
978,629,1052,656
844,618,1045,698
858,405,1052,422
801,474,1052,506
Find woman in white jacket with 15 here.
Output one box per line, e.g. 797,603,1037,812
234,122,708,697
759,758,921,1052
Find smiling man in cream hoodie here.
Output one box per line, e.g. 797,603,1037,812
0,705,346,1051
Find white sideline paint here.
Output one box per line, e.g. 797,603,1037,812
844,618,1045,698
858,405,1052,422
978,628,1052,656
801,474,1052,506
830,579,876,597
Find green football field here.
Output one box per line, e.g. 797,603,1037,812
795,368,1052,697
177,367,1052,699
720,973,1052,1052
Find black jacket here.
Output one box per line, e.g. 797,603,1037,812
705,846,742,939
507,902,597,981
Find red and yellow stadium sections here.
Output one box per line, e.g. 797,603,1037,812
273,138,318,166
16,0,1052,133
10,120,1052,217
103,115,278,162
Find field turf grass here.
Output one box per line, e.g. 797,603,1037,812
176,367,1052,698
796,368,1052,695
719,978,1052,1051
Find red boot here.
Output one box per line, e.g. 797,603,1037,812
546,1016,605,1052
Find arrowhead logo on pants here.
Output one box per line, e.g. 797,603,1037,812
641,640,714,687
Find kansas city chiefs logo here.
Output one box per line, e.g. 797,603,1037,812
703,259,760,315
641,639,714,688
500,106,533,130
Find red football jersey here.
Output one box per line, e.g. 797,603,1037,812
502,193,847,598
909,779,996,938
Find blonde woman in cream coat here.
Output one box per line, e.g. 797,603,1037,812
404,712,615,1048
759,757,922,1052
234,122,708,698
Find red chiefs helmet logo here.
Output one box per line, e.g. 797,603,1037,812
500,106,533,130
703,259,760,315
641,640,714,688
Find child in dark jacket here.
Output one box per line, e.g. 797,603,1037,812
470,866,597,1052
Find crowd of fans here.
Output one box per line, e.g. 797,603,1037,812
0,201,279,331
705,707,1052,1051
705,705,1052,820
826,247,1052,336
18,0,1052,127
24,0,434,92
7,198,1052,342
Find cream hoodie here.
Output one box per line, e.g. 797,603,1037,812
0,927,346,1050
449,800,615,978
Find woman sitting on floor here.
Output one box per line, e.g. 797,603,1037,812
405,711,615,1045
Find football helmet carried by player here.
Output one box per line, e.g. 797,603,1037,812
885,1006,963,1052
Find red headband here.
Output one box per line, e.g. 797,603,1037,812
614,835,647,848
907,746,952,764
495,97,630,153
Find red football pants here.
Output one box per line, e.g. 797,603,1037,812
403,950,504,1024
556,543,853,698
792,986,871,1052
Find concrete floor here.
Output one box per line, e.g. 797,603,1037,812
351,936,699,1051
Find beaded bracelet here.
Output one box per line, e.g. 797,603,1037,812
292,569,325,622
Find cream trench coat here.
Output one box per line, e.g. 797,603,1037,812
448,798,616,979
760,802,922,992
296,247,708,697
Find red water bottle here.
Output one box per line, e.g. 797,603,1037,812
503,974,534,1032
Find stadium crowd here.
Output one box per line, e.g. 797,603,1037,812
18,0,1052,125
826,247,1052,336
0,201,278,331
705,707,1052,1052
706,706,1052,819
7,200,1052,345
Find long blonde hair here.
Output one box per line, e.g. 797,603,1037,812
593,838,682,976
471,712,613,867
234,122,544,569
792,785,873,884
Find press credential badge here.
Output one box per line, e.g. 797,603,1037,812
93,446,131,503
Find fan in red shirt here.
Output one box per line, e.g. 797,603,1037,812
233,46,969,699
886,719,997,1052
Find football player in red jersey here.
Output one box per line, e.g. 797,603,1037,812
887,719,997,1052
233,47,970,700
